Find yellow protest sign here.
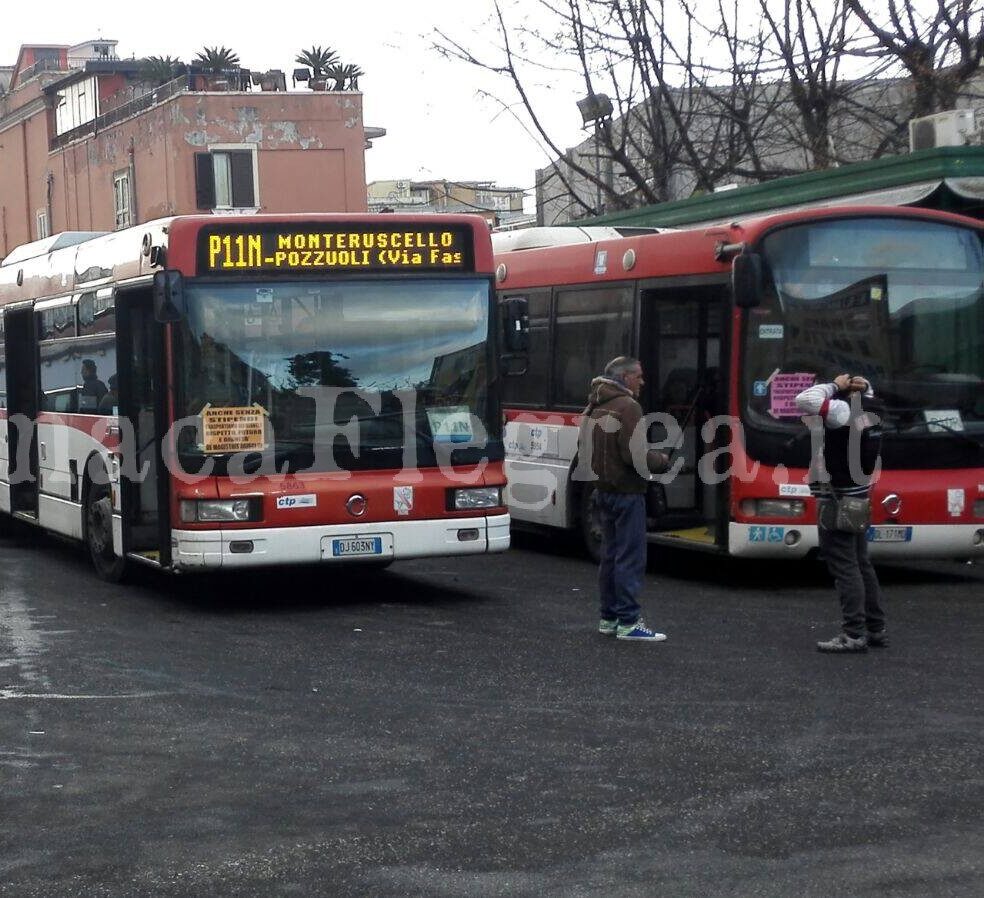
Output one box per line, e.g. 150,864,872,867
201,405,267,454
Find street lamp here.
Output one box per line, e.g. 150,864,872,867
576,93,613,214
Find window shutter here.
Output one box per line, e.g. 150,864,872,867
194,153,216,209
230,152,255,207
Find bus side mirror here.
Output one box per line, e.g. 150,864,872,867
153,270,186,322
500,297,529,376
732,253,763,308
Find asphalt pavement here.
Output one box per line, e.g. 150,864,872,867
1,525,982,897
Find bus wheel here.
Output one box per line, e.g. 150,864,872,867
0,512,19,538
85,479,127,582
579,485,603,564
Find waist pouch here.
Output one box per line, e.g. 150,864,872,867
819,496,871,534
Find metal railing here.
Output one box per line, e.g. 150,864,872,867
50,74,191,151
17,58,69,82
18,54,122,84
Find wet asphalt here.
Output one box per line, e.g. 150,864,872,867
1,525,982,897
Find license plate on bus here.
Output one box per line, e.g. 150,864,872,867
329,536,384,558
867,526,913,543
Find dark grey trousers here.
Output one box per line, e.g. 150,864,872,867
818,512,886,638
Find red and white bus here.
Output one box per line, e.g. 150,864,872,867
493,208,984,560
0,214,513,579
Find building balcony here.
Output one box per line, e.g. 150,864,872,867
48,69,266,151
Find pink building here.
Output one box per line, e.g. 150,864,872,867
0,40,374,258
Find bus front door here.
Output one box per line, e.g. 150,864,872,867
4,306,40,520
116,287,171,568
639,287,724,548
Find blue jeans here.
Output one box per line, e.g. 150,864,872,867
596,491,647,625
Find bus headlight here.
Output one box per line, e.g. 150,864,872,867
739,499,806,518
451,487,502,510
180,498,260,523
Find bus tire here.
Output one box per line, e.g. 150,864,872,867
0,512,20,538
84,468,127,582
578,483,603,564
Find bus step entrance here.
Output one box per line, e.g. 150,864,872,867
651,525,719,549
128,550,162,567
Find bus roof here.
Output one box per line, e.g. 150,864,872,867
494,204,984,289
0,212,497,306
490,225,670,253
1,231,106,267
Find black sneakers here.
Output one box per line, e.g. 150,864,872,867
867,630,888,648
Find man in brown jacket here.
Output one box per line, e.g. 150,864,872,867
580,356,670,642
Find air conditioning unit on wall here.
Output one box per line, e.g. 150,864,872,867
908,109,976,151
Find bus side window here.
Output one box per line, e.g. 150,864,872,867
500,290,550,406
552,286,633,407
39,341,79,413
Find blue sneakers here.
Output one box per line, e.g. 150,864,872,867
598,618,618,636
616,620,667,642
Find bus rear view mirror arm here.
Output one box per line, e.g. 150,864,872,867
153,270,186,322
732,253,763,309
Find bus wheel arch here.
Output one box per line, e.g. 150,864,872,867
82,454,127,582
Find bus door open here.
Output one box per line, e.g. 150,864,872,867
639,285,725,549
4,304,40,520
115,287,171,567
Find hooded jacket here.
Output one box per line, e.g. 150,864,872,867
795,381,882,497
579,377,669,494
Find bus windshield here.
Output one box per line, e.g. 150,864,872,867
173,278,493,472
744,218,984,446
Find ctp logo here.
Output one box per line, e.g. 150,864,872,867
276,494,317,509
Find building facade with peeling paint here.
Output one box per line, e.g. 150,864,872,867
0,41,372,258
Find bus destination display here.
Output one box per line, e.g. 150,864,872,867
198,224,472,274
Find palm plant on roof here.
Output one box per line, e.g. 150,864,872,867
295,46,339,80
139,55,186,86
193,46,240,73
327,63,365,91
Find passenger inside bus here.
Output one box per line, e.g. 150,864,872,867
78,359,108,412
98,374,118,414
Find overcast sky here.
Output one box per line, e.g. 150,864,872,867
2,1,586,204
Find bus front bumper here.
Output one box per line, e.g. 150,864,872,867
171,513,511,570
729,522,984,560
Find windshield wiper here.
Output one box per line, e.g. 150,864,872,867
883,419,984,451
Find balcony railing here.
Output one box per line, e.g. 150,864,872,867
17,58,69,83
48,69,273,150
50,74,191,151
19,54,123,85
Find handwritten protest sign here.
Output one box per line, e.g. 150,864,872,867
769,373,815,418
201,405,267,453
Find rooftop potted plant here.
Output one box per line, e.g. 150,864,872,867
295,46,338,91
326,62,365,91
192,46,241,90
139,55,186,87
